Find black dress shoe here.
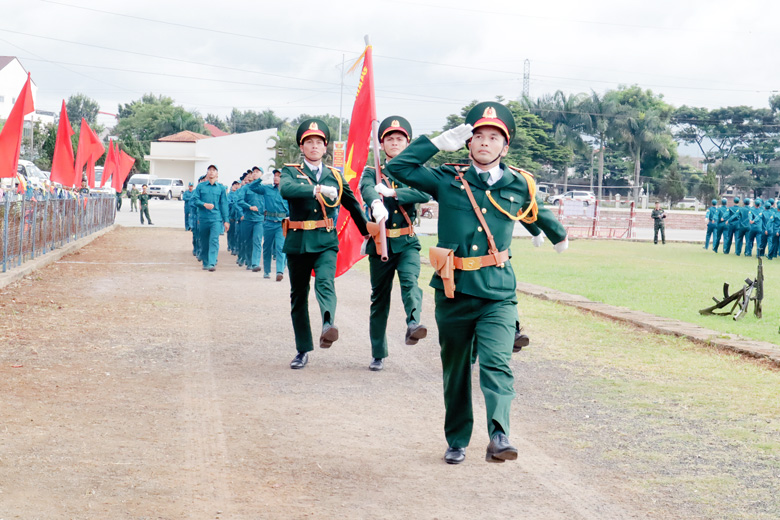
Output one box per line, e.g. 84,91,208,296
444,447,466,465
513,328,530,353
319,324,339,348
485,432,518,463
290,352,308,369
369,358,384,371
405,322,428,345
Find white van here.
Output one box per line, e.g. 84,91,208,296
126,173,157,190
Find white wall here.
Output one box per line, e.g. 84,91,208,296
194,128,277,186
0,58,38,120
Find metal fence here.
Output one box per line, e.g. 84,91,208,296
0,192,116,273
555,200,636,239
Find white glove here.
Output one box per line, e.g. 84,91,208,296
375,183,396,198
553,237,569,253
430,123,473,152
319,186,338,200
371,200,389,223
532,234,544,248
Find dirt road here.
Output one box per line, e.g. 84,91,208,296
1,227,674,519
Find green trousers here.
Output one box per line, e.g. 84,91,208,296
287,249,337,353
434,289,515,449
140,206,152,224
368,248,422,359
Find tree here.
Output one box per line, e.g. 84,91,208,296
608,86,675,202
205,114,229,133
66,93,101,130
267,122,301,169
660,165,685,203
579,91,619,202
114,94,206,171
226,109,285,134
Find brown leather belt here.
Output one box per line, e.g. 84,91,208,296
286,218,334,231
386,226,414,238
453,249,510,271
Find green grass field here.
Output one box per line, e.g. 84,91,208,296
416,236,780,345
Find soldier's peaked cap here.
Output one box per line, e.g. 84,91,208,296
297,118,330,145
379,116,412,141
465,101,516,144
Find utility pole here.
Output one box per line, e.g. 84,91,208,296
522,59,530,98
338,54,345,142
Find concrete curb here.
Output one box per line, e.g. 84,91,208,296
516,281,780,367
0,224,117,291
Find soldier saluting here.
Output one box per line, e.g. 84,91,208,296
359,116,431,372
280,119,369,369
386,102,568,465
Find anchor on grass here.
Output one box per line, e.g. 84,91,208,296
699,257,763,321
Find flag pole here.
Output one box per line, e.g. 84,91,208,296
365,35,388,261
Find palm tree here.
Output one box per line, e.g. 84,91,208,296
579,91,618,202
612,106,671,202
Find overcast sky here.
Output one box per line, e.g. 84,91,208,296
4,0,780,141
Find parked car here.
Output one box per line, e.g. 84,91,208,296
148,178,185,200
126,173,157,191
675,196,699,209
549,190,597,206
91,166,116,195
17,160,48,190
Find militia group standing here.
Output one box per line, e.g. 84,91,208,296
176,105,568,465
705,196,780,259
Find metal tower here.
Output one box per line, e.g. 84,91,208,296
522,59,530,98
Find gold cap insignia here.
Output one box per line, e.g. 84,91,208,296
309,122,319,130
483,106,497,119
391,120,400,128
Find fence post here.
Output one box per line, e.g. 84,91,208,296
18,196,25,267
591,199,599,238
628,201,636,239
2,193,9,273
42,194,49,255
31,198,38,259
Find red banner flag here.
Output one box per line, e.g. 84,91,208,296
50,100,75,186
0,73,34,179
102,140,116,187
73,118,105,188
334,44,376,277
114,149,135,192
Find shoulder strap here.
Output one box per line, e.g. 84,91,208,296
458,175,502,264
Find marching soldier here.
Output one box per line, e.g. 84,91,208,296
139,185,153,225
182,182,195,230
263,169,289,281
191,165,229,271
191,175,206,260
238,167,270,272
761,200,773,257
386,102,567,465
745,198,763,257
227,181,241,254
359,116,430,372
280,118,369,369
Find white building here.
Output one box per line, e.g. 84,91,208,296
0,56,38,121
145,128,278,186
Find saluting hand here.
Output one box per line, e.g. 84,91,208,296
431,123,473,152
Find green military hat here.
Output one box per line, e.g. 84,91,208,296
711,199,717,205
734,196,740,203
378,116,413,142
721,198,728,204
465,101,516,144
296,118,330,145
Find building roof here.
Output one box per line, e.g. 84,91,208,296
0,56,16,71
204,123,230,137
157,130,212,143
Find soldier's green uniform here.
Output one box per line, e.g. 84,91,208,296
182,184,195,230
704,199,717,249
139,188,153,225
359,116,431,370
238,171,271,272
723,197,740,254
735,197,751,256
712,198,728,252
129,186,139,212
280,119,369,369
651,204,665,244
115,190,123,211
386,102,567,464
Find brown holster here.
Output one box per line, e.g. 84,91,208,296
429,246,456,298
282,218,290,237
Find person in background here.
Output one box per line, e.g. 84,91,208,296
704,199,717,250
651,201,666,245
182,182,195,230
129,185,139,212
139,185,153,225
